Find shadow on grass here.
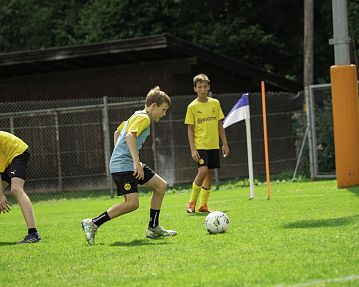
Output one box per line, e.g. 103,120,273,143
194,213,208,217
0,241,18,246
110,239,169,247
283,214,359,229
5,189,111,204
7,184,185,204
193,209,230,217
348,187,359,197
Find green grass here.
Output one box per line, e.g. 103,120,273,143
0,180,358,287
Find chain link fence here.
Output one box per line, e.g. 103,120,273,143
0,91,307,199
305,82,359,180
306,84,336,179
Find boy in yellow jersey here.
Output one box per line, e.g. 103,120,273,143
185,74,229,214
0,131,41,243
81,87,177,245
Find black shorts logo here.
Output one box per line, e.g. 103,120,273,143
199,159,205,165
124,183,132,191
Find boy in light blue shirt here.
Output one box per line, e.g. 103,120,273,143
81,86,176,244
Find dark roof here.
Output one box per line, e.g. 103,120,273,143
0,33,301,91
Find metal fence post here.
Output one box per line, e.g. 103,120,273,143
9,117,14,134
305,86,315,179
102,96,114,197
169,114,176,187
292,126,309,180
54,112,63,191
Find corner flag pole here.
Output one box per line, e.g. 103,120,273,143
261,81,271,199
245,115,255,199
222,94,254,199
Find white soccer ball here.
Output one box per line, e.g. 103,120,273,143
205,211,229,234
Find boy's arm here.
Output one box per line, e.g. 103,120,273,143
114,130,120,146
187,125,200,162
218,121,229,158
125,132,144,180
114,121,126,146
0,175,11,213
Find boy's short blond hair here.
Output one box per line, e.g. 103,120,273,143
193,73,210,86
145,86,171,107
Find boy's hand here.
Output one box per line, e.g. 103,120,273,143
191,149,200,162
133,161,144,180
222,144,229,158
0,195,11,213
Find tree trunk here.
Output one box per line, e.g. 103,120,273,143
304,0,314,87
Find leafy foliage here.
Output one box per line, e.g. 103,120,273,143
0,0,358,84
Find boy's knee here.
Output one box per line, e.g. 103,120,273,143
159,180,167,193
161,180,168,191
128,201,139,211
11,186,25,197
198,169,208,178
153,180,167,196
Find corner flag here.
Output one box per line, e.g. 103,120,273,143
223,93,254,199
223,93,250,128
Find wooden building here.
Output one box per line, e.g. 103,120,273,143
0,34,301,102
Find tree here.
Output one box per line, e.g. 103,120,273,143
304,0,314,88
0,0,358,85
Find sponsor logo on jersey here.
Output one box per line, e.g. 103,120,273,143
197,116,216,124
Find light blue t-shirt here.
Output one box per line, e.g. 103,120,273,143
110,110,151,173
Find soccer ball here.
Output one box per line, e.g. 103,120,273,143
205,211,229,234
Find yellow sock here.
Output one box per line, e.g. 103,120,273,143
200,187,211,207
189,183,201,203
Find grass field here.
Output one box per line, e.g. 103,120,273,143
0,180,358,287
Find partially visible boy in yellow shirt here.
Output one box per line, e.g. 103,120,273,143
0,131,41,243
184,74,229,214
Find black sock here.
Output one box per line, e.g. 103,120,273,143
92,211,111,227
148,209,160,229
28,228,37,234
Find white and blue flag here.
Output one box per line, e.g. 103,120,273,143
223,93,250,128
222,93,254,199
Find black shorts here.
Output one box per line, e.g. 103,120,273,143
111,164,155,196
1,149,30,185
197,149,220,169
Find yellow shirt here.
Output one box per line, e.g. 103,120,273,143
184,98,224,149
116,121,127,133
126,113,150,135
116,113,150,135
0,131,28,172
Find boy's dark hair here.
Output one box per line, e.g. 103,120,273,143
146,86,171,107
193,74,210,87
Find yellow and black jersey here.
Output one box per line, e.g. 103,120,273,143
0,131,28,172
184,98,224,149
110,110,151,173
